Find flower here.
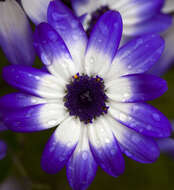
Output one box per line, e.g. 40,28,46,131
0,0,52,66
0,140,7,160
71,0,174,75
0,116,8,160
0,1,172,190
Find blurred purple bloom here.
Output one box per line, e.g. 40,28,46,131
0,140,7,160
71,0,174,75
0,1,172,190
0,0,51,65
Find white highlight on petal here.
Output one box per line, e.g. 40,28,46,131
37,74,66,99
73,124,90,155
39,103,68,128
21,0,51,24
88,117,114,148
105,77,132,102
46,52,77,82
0,0,35,65
54,117,81,147
73,0,103,16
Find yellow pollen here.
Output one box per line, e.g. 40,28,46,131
74,74,79,79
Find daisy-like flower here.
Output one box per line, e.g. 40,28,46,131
71,0,174,75
0,1,172,189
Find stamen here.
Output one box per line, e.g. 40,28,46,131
64,74,108,124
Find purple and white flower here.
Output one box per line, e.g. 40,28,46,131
0,1,172,190
71,0,174,75
0,0,52,66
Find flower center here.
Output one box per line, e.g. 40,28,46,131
64,74,108,124
87,5,110,35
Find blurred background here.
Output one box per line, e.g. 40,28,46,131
1,0,174,190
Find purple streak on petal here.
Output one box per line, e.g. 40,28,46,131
0,140,7,160
114,34,164,75
33,22,72,66
41,134,76,174
2,65,52,97
124,13,172,36
122,74,167,102
89,136,125,177
111,102,171,138
3,104,52,132
67,150,97,190
115,126,160,163
47,0,87,64
87,11,122,61
0,93,44,109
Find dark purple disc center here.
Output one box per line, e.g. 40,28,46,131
64,74,108,124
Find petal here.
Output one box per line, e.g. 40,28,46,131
115,0,164,25
0,121,8,132
71,0,101,16
85,11,122,76
108,101,172,138
47,0,87,68
21,0,51,25
105,74,167,102
0,0,35,65
0,140,7,160
124,13,172,36
149,18,174,76
41,117,81,174
3,103,67,132
67,126,97,190
107,115,160,163
106,34,164,79
162,0,174,13
3,65,65,99
88,117,125,177
0,93,46,109
157,138,174,157
33,23,77,81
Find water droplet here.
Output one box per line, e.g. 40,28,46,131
89,57,95,65
72,34,79,41
152,113,160,121
131,134,141,143
125,150,132,157
48,31,58,42
48,120,57,126
59,156,65,162
147,125,152,130
71,20,79,29
127,65,132,70
52,11,68,21
110,149,116,155
82,151,88,160
119,113,127,121
105,138,110,144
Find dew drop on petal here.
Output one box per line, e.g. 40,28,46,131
48,31,58,42
152,113,160,121
82,151,88,160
